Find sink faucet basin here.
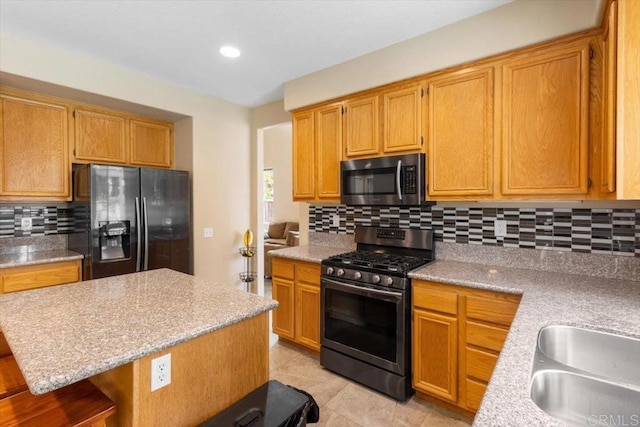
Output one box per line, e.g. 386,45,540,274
530,370,640,426
537,325,640,386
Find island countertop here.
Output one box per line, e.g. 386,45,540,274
0,268,278,395
409,260,640,426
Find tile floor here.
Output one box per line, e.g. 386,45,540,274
269,340,472,427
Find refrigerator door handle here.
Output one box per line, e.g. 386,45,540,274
143,197,149,270
135,197,142,272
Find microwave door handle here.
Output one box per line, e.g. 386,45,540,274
396,160,403,200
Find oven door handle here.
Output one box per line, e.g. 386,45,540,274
396,159,402,201
322,277,403,301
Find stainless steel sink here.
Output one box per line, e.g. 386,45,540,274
530,370,640,426
537,325,640,386
530,325,640,426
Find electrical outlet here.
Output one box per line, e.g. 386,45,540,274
494,219,507,237
21,217,33,231
332,214,340,227
203,227,213,238
151,353,171,391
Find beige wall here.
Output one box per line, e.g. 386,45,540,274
263,124,299,223
0,32,251,287
284,0,602,110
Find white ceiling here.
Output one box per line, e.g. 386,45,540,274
0,0,512,108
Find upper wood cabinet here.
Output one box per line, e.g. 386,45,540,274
315,104,342,200
501,41,591,196
292,104,342,202
292,110,316,200
382,83,424,153
601,0,617,194
0,92,70,201
130,119,173,168
344,95,379,158
74,108,127,164
427,68,494,198
610,0,640,199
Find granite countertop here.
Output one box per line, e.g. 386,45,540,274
0,249,84,269
0,268,278,395
409,260,640,426
268,244,348,263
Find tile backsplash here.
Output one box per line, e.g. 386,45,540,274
0,205,74,238
309,205,640,257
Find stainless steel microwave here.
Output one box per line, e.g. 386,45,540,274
340,153,425,206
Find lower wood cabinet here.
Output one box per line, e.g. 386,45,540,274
271,258,321,351
412,280,521,415
0,260,82,294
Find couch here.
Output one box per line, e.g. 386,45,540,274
264,221,299,277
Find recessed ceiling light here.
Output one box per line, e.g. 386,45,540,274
219,46,241,58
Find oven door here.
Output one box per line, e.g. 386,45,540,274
321,277,408,375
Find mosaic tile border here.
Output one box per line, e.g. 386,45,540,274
0,205,74,238
309,205,640,257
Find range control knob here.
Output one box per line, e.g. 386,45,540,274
336,269,345,277
353,271,362,280
382,277,393,286
326,267,334,275
372,274,381,284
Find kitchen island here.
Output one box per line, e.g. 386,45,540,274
0,268,278,426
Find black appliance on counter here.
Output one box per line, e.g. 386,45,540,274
69,163,192,280
320,226,435,401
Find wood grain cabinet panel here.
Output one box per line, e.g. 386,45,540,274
315,104,342,200
465,378,487,411
428,68,494,197
1,260,81,294
74,109,127,164
382,83,423,153
502,42,590,196
0,94,69,200
130,119,172,168
295,282,321,351
465,347,498,383
344,95,379,158
272,259,322,351
602,0,618,194
412,308,458,403
292,111,315,200
271,276,295,340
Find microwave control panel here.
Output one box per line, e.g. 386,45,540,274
404,166,417,194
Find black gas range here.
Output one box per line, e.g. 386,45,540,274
320,226,435,401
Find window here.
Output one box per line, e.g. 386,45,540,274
263,169,274,227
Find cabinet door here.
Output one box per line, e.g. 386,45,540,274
344,95,379,157
0,95,69,200
413,308,458,403
502,43,590,196
272,277,295,340
315,104,342,200
130,119,173,168
602,0,617,194
428,68,494,197
74,109,127,164
382,83,423,153
295,282,321,351
292,111,315,200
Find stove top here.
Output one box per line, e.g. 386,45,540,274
323,251,431,274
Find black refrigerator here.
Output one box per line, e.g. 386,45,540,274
70,163,192,280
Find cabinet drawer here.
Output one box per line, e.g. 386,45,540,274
466,321,509,352
465,378,487,411
413,283,457,315
272,259,294,280
466,294,520,326
296,263,320,285
466,347,498,382
1,261,81,294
